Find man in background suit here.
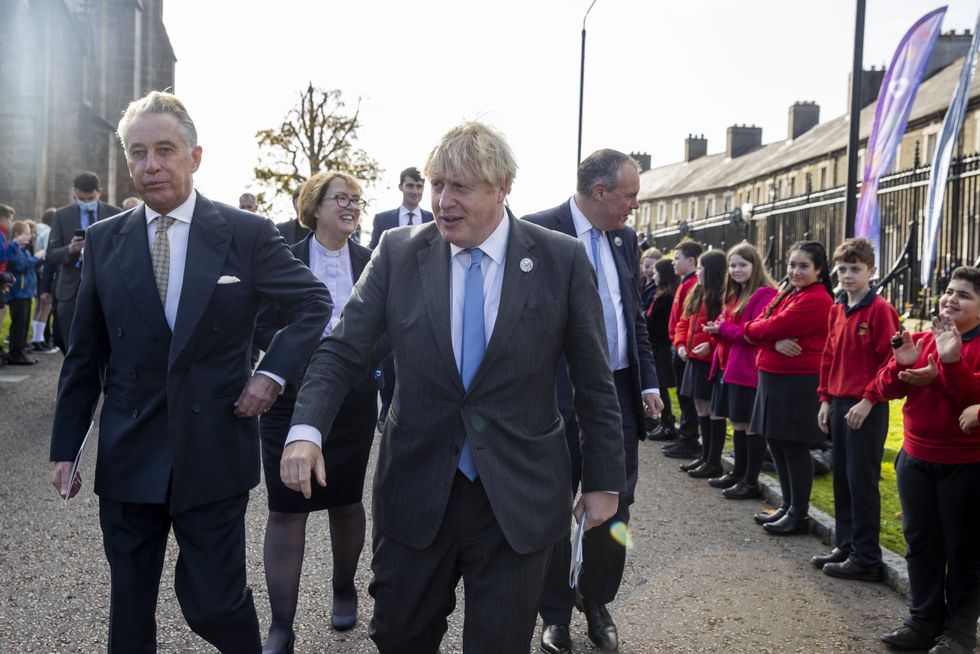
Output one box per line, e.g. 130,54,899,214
524,149,662,654
46,171,121,352
49,91,331,654
368,166,435,429
276,186,312,245
280,122,626,653
367,166,433,249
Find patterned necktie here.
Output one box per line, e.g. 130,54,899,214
151,215,176,306
590,228,620,367
407,212,415,226
458,248,485,481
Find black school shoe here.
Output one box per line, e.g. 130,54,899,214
823,559,884,582
722,481,761,499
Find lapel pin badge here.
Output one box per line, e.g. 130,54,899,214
520,258,534,272
613,236,623,247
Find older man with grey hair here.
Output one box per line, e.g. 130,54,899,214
49,91,331,653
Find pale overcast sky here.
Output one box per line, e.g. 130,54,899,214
163,0,979,231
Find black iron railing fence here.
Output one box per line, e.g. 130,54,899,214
647,153,980,319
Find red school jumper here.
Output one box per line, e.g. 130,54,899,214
743,283,833,375
668,273,698,341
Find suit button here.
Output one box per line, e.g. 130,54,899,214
211,322,220,332
192,404,200,414
128,369,137,380
116,327,124,337
451,445,459,455
189,363,196,371
131,409,139,418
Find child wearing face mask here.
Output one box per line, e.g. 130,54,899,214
701,242,777,499
743,241,834,535
876,267,980,654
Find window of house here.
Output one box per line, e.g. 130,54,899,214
689,199,697,219
820,167,827,190
789,177,796,197
657,204,666,225
706,197,715,216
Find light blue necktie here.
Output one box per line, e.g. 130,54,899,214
458,248,485,481
590,228,619,367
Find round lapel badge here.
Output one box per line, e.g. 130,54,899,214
520,257,534,272
613,236,623,247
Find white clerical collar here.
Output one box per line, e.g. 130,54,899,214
449,208,509,264
311,234,348,258
144,189,197,226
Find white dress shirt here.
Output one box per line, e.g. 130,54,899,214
145,190,195,331
285,209,510,448
399,205,423,227
309,236,354,338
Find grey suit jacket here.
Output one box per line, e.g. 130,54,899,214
292,214,625,554
47,201,121,302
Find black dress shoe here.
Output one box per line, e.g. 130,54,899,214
930,635,973,654
262,634,295,654
811,548,849,569
663,439,701,459
708,472,739,489
331,593,358,631
540,623,572,654
679,458,703,472
722,481,761,499
7,355,37,366
647,423,678,441
763,510,810,535
578,600,618,651
823,559,884,582
753,506,788,525
688,463,723,479
881,625,937,650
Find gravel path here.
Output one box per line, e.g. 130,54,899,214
1,355,911,653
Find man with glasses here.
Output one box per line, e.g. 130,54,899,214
524,148,662,654
368,166,434,429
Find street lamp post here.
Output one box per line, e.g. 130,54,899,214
577,0,599,165
844,0,867,238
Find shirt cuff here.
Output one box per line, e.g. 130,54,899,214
641,388,660,396
285,424,322,448
256,369,286,394
601,491,619,495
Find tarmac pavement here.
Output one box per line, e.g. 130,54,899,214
1,354,916,653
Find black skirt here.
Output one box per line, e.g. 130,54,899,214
749,371,822,445
710,377,756,424
261,387,378,513
680,358,712,401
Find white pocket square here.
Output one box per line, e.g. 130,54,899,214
217,275,241,285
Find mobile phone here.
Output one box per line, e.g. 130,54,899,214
73,229,86,239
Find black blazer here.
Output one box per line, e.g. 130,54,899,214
275,218,311,246
368,207,433,249
522,200,658,432
254,234,380,394
49,193,332,514
46,201,121,302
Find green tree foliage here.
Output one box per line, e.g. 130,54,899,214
253,83,382,204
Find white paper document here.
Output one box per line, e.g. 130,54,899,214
64,420,94,502
569,512,587,588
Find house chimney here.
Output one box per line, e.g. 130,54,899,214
788,101,819,140
924,29,974,80
630,151,651,173
726,125,762,158
684,134,707,162
848,66,886,109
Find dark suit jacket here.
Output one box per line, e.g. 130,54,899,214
275,218,311,246
254,234,379,395
49,193,332,515
291,214,626,554
368,207,433,249
47,201,121,302
523,200,658,432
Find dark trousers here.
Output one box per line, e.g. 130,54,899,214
98,494,261,654
55,298,76,354
539,368,638,624
379,352,395,414
7,298,30,358
896,450,980,648
369,474,551,654
829,397,888,567
672,348,698,438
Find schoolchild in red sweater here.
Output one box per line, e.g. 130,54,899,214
811,238,900,582
702,242,777,498
744,241,834,535
674,250,725,478
662,240,704,459
876,267,980,654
